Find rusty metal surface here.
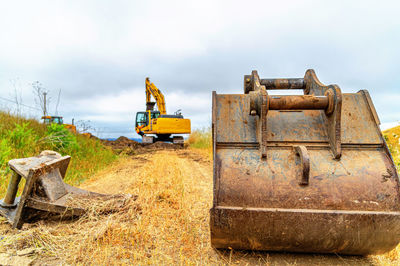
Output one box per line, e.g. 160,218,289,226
215,148,399,211
210,69,400,255
260,78,305,90
293,145,310,185
2,172,21,207
0,151,106,229
216,93,382,145
269,95,329,110
341,93,382,144
210,207,400,255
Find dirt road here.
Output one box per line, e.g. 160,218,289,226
76,149,381,265
0,149,395,265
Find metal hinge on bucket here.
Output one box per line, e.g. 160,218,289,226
245,69,342,160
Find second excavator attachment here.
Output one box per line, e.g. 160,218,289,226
210,70,400,255
0,151,107,229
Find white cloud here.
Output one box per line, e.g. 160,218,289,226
0,0,399,137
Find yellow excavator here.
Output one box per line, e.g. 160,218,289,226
42,115,77,134
135,77,191,144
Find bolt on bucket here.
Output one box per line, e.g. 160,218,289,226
210,69,400,255
0,151,110,229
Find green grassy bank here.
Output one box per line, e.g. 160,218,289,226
0,111,117,195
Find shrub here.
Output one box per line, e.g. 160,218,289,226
43,123,79,152
0,139,11,175
0,111,117,194
7,122,38,155
187,128,212,149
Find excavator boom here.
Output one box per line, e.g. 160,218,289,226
145,77,166,115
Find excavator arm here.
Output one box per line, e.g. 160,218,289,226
145,77,166,115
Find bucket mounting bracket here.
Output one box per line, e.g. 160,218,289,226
244,69,342,159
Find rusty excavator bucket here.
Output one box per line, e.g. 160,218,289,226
0,151,106,229
210,70,400,255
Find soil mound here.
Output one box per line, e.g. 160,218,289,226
102,136,182,154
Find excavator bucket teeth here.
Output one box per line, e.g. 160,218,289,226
210,70,400,255
0,151,106,229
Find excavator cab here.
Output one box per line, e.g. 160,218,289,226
41,116,76,134
135,112,148,130
135,111,161,136
42,116,64,125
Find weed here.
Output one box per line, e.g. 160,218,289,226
7,122,36,151
187,127,211,149
43,123,78,152
0,111,117,194
0,139,11,175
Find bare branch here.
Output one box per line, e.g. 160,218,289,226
32,81,50,116
75,120,93,133
10,78,23,115
55,89,61,115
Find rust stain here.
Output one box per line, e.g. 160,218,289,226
210,69,400,255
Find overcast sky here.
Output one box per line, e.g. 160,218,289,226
0,0,399,138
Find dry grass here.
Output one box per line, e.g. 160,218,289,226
372,126,400,265
187,128,212,150
1,148,398,265
383,125,400,166
373,245,400,265
0,150,218,265
186,127,212,161
77,150,216,264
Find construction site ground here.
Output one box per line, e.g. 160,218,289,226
0,144,397,265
